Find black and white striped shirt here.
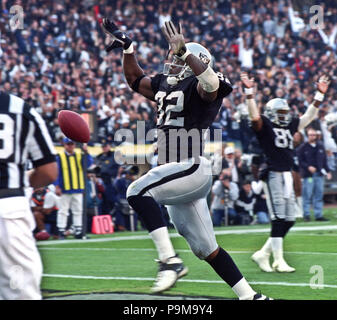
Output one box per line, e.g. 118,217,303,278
0,91,56,189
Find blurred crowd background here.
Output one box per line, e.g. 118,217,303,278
0,0,336,233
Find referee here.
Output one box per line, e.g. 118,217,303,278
0,91,58,300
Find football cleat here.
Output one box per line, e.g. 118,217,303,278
252,293,273,300
272,259,296,273
251,250,273,272
151,255,188,293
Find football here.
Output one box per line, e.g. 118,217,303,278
35,231,50,241
58,110,90,143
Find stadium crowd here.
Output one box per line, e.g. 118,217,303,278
0,0,336,233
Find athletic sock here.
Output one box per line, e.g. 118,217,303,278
150,227,176,262
232,278,256,300
271,237,283,261
207,247,244,288
259,237,272,255
127,195,175,261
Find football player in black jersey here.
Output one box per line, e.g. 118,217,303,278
241,72,330,273
101,19,271,299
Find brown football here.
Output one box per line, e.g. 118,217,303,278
58,110,90,143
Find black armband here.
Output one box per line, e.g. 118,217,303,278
131,74,146,93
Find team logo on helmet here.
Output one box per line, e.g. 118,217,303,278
163,42,213,85
199,52,210,65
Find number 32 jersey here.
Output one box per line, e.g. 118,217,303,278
150,73,232,163
255,115,300,172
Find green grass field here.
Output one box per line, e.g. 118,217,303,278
38,208,337,300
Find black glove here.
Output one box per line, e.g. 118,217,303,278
101,18,132,52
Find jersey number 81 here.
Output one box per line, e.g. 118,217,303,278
273,128,293,149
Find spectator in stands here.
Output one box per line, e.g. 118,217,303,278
211,170,239,226
114,165,139,231
251,180,270,224
235,180,255,225
30,185,61,240
292,131,305,218
0,0,335,153
297,128,332,221
86,170,105,231
222,146,248,187
95,142,119,215
0,0,335,223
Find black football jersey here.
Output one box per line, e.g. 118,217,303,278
151,73,232,163
255,115,300,171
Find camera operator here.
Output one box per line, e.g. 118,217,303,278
95,142,120,215
113,165,139,231
211,169,239,226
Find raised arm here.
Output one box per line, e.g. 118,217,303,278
240,72,263,131
101,18,155,100
298,75,331,131
161,21,220,103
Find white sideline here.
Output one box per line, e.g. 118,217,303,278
37,225,337,246
39,247,337,256
42,273,337,289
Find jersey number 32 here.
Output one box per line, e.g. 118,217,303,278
155,91,184,127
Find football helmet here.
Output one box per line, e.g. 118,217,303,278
265,98,291,127
163,42,213,84
324,112,337,127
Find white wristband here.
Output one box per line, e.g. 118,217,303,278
314,91,324,102
244,87,253,95
179,49,191,61
123,43,134,54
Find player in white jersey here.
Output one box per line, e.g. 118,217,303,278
0,92,57,300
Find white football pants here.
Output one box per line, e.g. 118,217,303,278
127,156,218,259
0,215,42,300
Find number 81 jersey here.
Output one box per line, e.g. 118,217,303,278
150,73,232,163
256,115,300,171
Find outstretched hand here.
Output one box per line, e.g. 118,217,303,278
317,75,330,94
161,21,186,57
240,72,255,89
101,18,132,52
